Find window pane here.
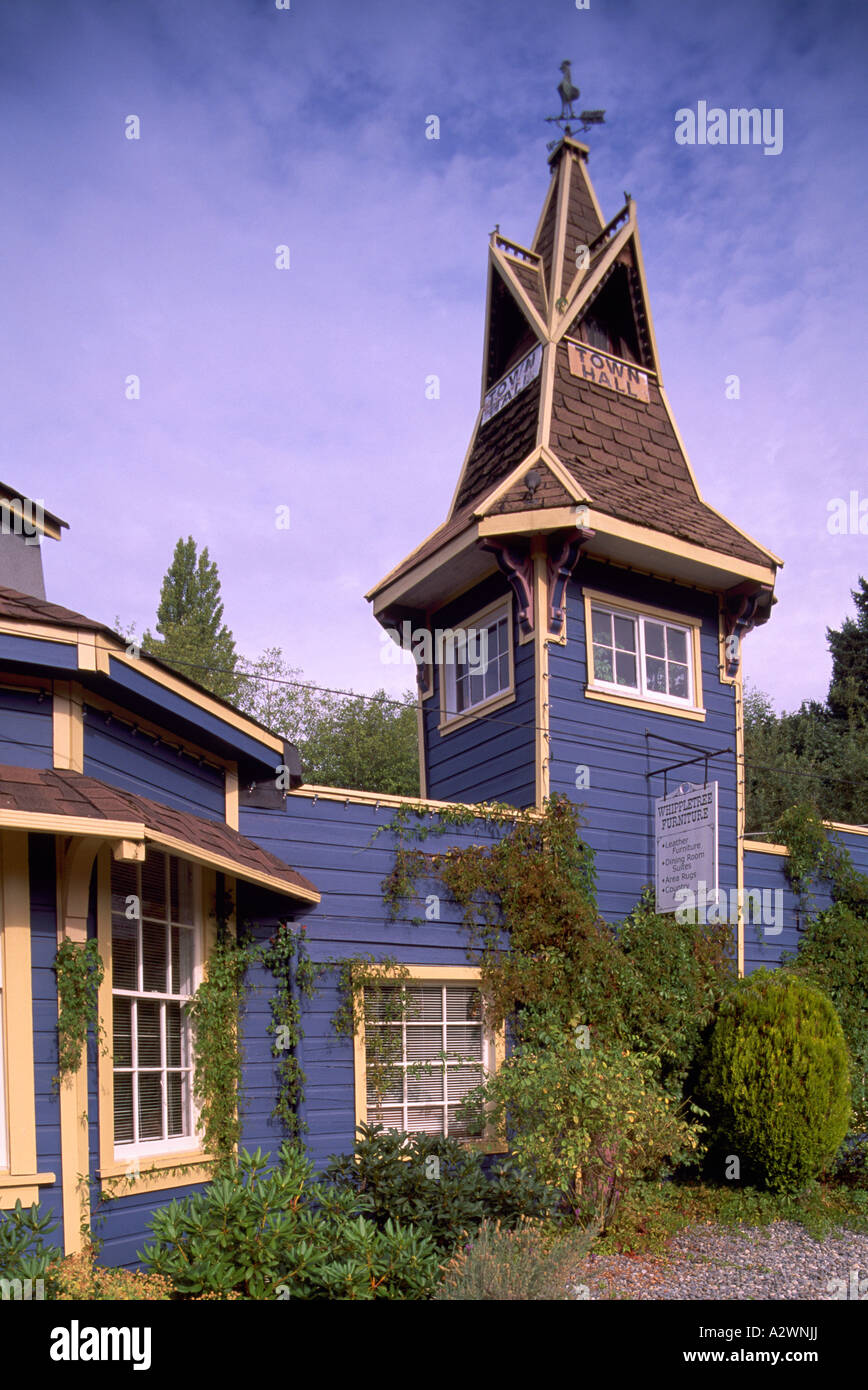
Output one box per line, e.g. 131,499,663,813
666,627,688,664
645,656,667,692
644,621,666,658
141,851,167,920
591,608,611,645
138,1071,163,1141
111,861,138,918
593,644,614,682
446,1025,483,1059
615,651,637,687
407,1070,444,1103
613,616,636,652
113,997,133,1068
167,1072,189,1138
668,663,689,699
366,1067,403,1107
446,987,481,1021
142,921,168,993
407,1106,444,1133
114,1074,134,1144
171,858,194,926
406,987,442,1021
406,1025,444,1061
171,926,194,996
112,917,138,991
166,1003,183,1067
369,1106,402,1129
137,999,162,1067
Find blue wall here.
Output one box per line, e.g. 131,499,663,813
549,563,737,925
83,704,225,821
423,574,536,808
0,685,53,769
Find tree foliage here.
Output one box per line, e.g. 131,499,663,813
143,537,240,702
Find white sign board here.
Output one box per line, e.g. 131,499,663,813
655,782,718,914
481,344,543,424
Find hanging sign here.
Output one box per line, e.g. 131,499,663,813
481,344,543,424
567,341,650,403
654,781,718,914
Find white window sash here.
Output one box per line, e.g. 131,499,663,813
590,604,694,707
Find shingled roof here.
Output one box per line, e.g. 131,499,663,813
0,764,318,902
368,135,780,610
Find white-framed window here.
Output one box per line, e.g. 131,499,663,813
364,981,492,1139
109,849,199,1158
440,599,513,726
589,600,696,707
0,934,8,1170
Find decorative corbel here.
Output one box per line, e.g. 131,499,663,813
547,528,594,637
723,587,774,678
479,538,535,636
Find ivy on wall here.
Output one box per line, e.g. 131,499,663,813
54,937,106,1086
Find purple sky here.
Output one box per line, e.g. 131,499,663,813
2,0,867,714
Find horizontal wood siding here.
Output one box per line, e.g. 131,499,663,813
83,704,225,821
241,797,509,1172
0,685,53,768
548,562,738,926
423,574,535,807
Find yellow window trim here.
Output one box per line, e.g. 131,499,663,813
352,964,507,1155
0,830,50,1209
96,854,229,1196
582,587,705,719
437,596,515,735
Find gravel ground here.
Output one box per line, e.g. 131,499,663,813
570,1222,868,1300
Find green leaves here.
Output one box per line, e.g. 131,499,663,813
138,1144,441,1299
54,937,106,1084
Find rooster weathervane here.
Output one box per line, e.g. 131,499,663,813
545,61,605,150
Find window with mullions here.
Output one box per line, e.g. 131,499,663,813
443,605,511,721
364,984,487,1138
590,603,693,705
110,850,197,1155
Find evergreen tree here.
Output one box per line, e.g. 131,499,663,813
143,537,240,702
827,576,868,722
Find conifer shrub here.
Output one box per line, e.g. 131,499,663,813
700,970,851,1192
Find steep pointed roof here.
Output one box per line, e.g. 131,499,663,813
367,137,781,618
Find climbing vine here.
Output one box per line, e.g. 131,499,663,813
258,922,316,1139
186,887,249,1168
329,955,412,1118
54,937,106,1085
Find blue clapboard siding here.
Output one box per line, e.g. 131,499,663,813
423,574,535,807
83,705,225,821
0,685,53,768
743,827,868,974
548,563,738,926
28,834,64,1246
241,795,510,1172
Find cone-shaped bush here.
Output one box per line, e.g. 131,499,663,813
700,969,851,1193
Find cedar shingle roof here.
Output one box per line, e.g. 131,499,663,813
451,374,542,515
550,343,770,567
0,764,318,901
557,153,603,300
0,586,105,632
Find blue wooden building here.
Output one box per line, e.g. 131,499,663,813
0,139,865,1268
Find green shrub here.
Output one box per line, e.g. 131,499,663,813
140,1144,440,1299
0,1200,62,1294
325,1124,553,1253
700,970,851,1193
615,887,735,1093
434,1218,592,1300
461,1037,701,1232
784,902,868,1130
